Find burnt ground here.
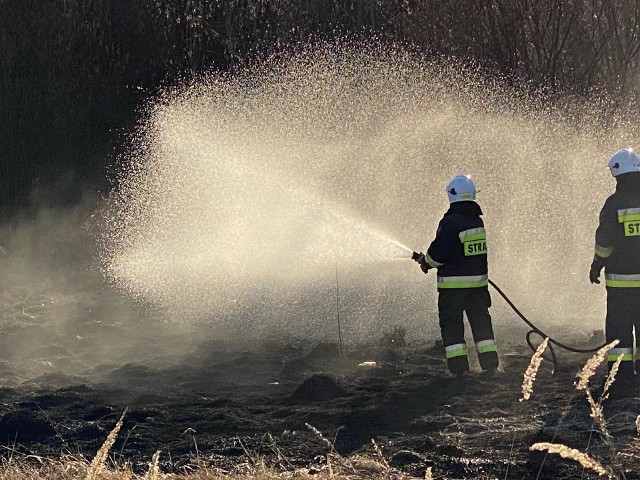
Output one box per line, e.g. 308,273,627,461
0,216,634,480
0,321,638,480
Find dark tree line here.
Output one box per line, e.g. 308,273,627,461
405,0,640,99
1,0,640,216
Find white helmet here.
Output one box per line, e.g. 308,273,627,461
446,175,476,203
608,148,640,177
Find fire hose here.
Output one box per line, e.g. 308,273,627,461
412,252,607,373
488,279,607,373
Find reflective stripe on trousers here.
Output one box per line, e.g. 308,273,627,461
445,342,468,359
608,347,633,362
476,339,497,354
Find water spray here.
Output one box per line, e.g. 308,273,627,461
99,38,630,345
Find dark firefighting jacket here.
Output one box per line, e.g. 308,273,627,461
424,201,488,289
593,172,640,286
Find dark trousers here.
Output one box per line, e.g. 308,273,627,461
606,287,640,378
438,287,498,374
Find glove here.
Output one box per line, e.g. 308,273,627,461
412,252,431,274
589,257,605,285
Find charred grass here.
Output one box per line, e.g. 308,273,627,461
2,337,640,479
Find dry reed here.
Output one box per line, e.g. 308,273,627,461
144,450,161,480
575,340,619,392
0,459,427,479
573,341,621,442
601,354,622,398
585,390,610,439
305,423,334,451
85,408,128,480
529,442,609,477
520,337,549,401
370,439,390,472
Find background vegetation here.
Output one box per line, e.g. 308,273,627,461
2,0,640,216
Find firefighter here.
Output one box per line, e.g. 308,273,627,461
413,174,499,377
590,148,640,384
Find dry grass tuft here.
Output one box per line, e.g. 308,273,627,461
584,389,610,440
85,408,128,480
144,450,161,480
573,341,621,442
601,354,622,398
0,421,426,479
530,442,610,477
305,423,334,451
575,340,618,392
520,337,549,401
0,450,427,479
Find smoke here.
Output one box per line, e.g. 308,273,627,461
99,38,639,346
0,193,193,385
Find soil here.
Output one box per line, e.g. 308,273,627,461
0,317,637,480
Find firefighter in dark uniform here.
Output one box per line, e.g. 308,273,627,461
590,148,640,384
413,175,499,377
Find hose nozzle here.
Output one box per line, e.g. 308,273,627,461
411,251,423,262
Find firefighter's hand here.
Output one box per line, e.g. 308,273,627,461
411,251,422,262
413,253,430,274
589,266,601,284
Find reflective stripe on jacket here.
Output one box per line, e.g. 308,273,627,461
426,201,488,289
594,173,640,285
